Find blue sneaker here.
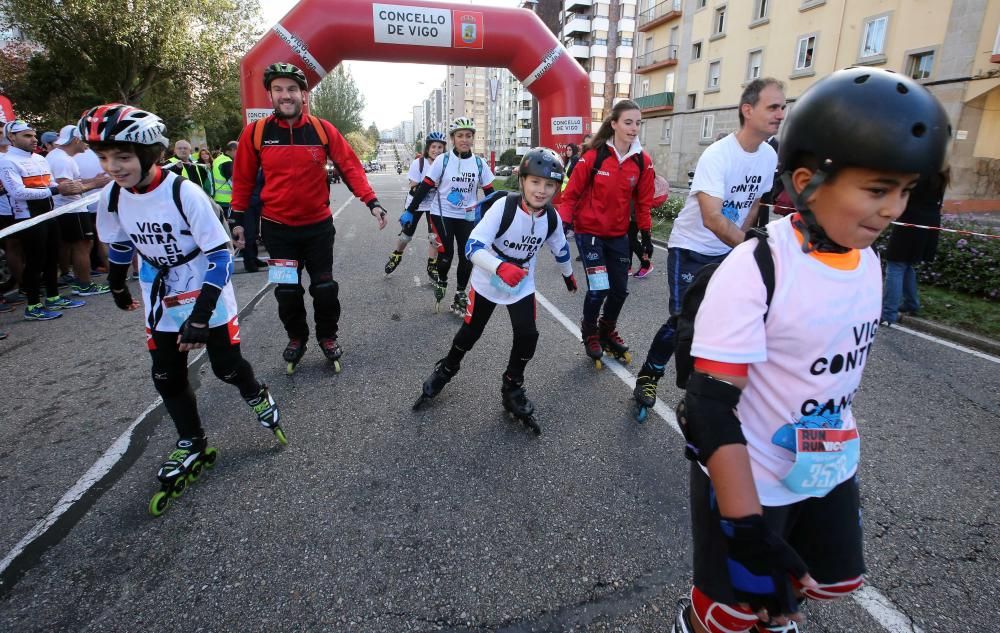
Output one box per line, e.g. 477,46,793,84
5,291,28,306
70,282,110,296
44,295,86,310
24,303,63,321
58,273,77,288
0,300,14,314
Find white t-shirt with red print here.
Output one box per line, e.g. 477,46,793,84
691,214,882,506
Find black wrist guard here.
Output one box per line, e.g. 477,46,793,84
189,284,222,325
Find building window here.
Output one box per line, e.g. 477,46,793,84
661,119,672,144
714,6,726,36
593,82,605,96
665,72,675,92
644,36,653,54
687,93,697,109
795,35,816,70
621,3,636,18
701,115,715,140
593,109,604,122
746,50,763,81
697,0,707,8
707,61,721,91
860,14,888,59
618,57,632,72
753,0,768,21
596,3,610,17
692,41,703,60
640,79,650,97
640,120,647,143
593,37,608,46
907,51,934,80
592,57,607,71
620,37,633,47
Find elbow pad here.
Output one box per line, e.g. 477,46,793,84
676,372,747,466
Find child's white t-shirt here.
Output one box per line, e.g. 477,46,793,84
691,214,882,506
467,196,573,305
669,134,776,256
96,172,238,333
426,150,495,220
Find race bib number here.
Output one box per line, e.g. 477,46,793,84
268,259,299,284
490,271,527,295
162,290,230,329
464,207,478,222
585,266,610,291
781,428,860,497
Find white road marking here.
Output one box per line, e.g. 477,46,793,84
413,275,422,287
533,289,925,633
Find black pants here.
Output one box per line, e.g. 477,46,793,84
575,233,630,325
148,323,259,439
429,214,473,290
15,218,60,304
261,216,339,341
241,204,262,264
445,290,538,382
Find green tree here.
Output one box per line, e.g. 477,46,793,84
345,130,374,161
310,65,366,135
0,0,260,135
366,123,380,144
499,148,519,166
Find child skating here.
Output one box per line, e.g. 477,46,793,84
412,147,577,435
82,104,286,516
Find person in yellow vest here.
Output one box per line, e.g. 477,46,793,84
212,141,236,213
166,139,213,197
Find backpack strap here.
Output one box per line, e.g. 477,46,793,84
495,193,519,239
587,145,611,190
171,173,192,229
419,156,425,174
747,227,775,321
108,183,121,213
252,117,267,153
545,205,557,240
308,115,330,151
475,156,484,184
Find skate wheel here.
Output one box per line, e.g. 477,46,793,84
413,395,427,410
332,360,342,373
635,406,649,424
274,427,288,445
169,476,187,498
286,362,296,375
594,359,603,370
434,303,440,314
188,460,204,482
149,491,170,517
622,351,632,364
203,447,218,468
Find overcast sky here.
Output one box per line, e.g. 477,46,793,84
258,0,519,130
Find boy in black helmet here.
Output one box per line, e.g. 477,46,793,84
671,67,950,633
412,147,577,434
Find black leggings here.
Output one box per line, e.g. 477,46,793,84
15,218,60,304
627,219,651,267
429,214,474,290
445,290,538,382
148,324,259,439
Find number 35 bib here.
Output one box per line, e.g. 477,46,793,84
781,427,860,497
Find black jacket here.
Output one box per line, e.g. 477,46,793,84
885,173,945,264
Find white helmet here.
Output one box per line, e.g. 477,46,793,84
77,104,168,148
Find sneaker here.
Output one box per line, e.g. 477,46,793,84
70,282,111,296
58,273,76,288
634,262,654,279
672,598,694,633
44,295,86,310
90,266,108,276
879,319,892,328
4,291,27,306
0,330,7,340
0,301,13,314
24,303,63,321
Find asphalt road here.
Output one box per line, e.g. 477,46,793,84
0,174,996,632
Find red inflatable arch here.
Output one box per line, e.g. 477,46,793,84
240,0,590,152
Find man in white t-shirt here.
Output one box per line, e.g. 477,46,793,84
633,78,785,410
46,125,111,295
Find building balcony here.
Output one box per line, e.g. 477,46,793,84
562,16,591,38
592,17,610,32
617,18,636,33
590,43,608,58
591,96,605,109
616,45,634,58
635,45,679,73
637,0,682,32
516,128,532,139
633,91,674,113
517,109,533,119
564,0,591,11
568,42,590,59
614,71,632,84
589,70,606,83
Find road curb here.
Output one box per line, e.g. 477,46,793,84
651,238,1000,357
897,315,1000,357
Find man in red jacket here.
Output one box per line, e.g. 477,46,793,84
230,62,387,372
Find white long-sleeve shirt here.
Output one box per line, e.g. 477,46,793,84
0,146,54,219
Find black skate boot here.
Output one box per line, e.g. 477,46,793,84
501,374,541,435
413,358,459,409
426,258,440,284
671,597,695,633
283,338,307,375
599,317,632,364
581,320,604,369
451,289,469,317
384,251,403,276
632,363,664,424
432,280,448,313
149,436,217,516
245,383,287,445
318,337,343,373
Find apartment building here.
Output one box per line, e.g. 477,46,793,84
562,0,639,132
634,0,1000,199
487,68,521,159
443,65,491,155
412,105,425,144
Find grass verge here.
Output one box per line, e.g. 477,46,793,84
912,285,1000,340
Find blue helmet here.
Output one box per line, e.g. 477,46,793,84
425,131,446,145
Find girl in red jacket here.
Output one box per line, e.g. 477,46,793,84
558,100,655,368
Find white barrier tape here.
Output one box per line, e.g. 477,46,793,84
0,192,100,240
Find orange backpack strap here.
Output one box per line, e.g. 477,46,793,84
308,115,329,148
252,117,266,153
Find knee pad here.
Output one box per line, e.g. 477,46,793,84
275,284,304,301
512,326,539,360
799,576,863,602
151,368,188,398
310,279,339,301
399,231,414,243
691,587,759,633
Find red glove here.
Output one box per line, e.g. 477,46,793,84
496,262,528,287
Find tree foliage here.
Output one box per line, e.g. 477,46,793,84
309,65,366,135
499,148,519,166
0,0,260,139
344,130,374,161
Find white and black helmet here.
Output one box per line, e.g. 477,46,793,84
77,104,168,148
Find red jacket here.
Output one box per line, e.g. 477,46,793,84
231,114,377,226
558,145,655,238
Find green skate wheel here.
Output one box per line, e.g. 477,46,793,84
594,359,603,370
149,491,170,516
274,427,288,445
286,361,296,375
204,446,218,467
622,351,632,364
170,476,187,498
332,359,342,373
188,460,204,482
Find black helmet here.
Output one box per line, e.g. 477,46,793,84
779,67,950,178
518,147,565,184
263,62,308,91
